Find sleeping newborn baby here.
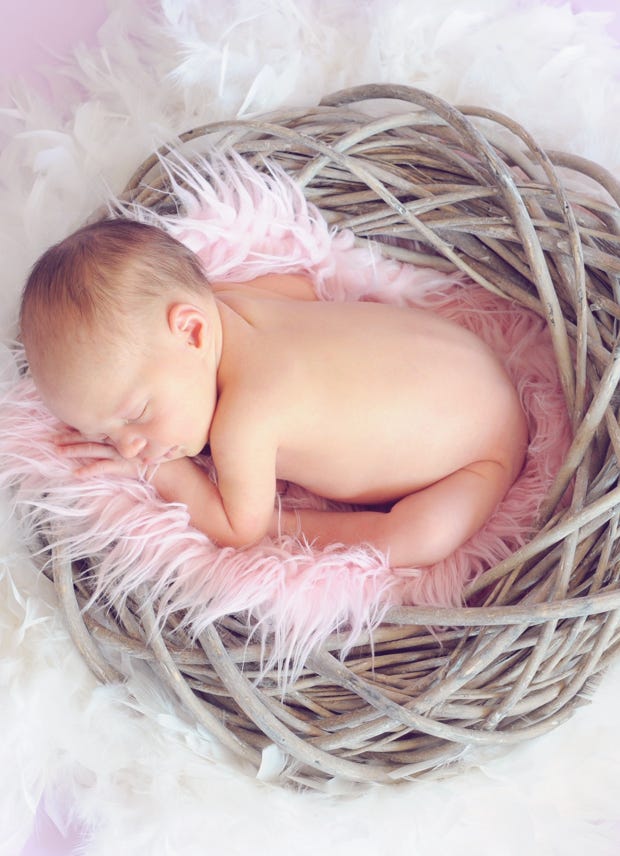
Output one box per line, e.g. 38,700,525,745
20,219,528,568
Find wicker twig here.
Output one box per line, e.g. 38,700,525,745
49,85,620,787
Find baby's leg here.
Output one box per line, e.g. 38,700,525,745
274,461,512,567
370,461,512,565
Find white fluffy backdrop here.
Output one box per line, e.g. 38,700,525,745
3,1,620,854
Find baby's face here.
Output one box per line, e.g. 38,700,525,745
34,310,216,464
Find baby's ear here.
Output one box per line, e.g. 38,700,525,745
168,303,206,349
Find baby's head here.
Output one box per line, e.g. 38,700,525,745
21,219,209,369
20,219,221,461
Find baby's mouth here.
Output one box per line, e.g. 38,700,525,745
143,446,182,465
160,446,183,462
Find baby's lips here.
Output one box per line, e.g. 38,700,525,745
146,446,181,464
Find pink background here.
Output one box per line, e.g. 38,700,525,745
3,0,619,854
1,0,110,100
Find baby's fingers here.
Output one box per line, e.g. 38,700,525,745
54,428,98,445
73,459,139,479
53,432,142,480
55,439,119,460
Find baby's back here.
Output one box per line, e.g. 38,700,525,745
215,290,527,505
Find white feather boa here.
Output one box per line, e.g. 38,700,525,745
3,2,620,854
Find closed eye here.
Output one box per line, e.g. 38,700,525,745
126,403,148,425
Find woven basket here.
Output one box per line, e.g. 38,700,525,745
50,85,620,787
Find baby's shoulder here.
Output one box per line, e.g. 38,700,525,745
210,376,281,462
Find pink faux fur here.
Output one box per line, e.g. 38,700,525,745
0,156,571,672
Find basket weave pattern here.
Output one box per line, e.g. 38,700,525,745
52,85,620,786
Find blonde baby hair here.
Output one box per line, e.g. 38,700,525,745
20,218,210,366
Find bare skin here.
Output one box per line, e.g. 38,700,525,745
37,272,528,568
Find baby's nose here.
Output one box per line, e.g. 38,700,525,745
116,434,147,459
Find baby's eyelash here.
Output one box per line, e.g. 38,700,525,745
126,403,148,425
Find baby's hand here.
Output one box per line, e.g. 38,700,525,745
54,429,150,480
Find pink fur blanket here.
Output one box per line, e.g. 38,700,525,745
0,157,571,669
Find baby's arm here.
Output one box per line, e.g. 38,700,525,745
56,429,278,548
273,460,514,567
151,400,279,547
152,444,276,549
150,457,258,546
